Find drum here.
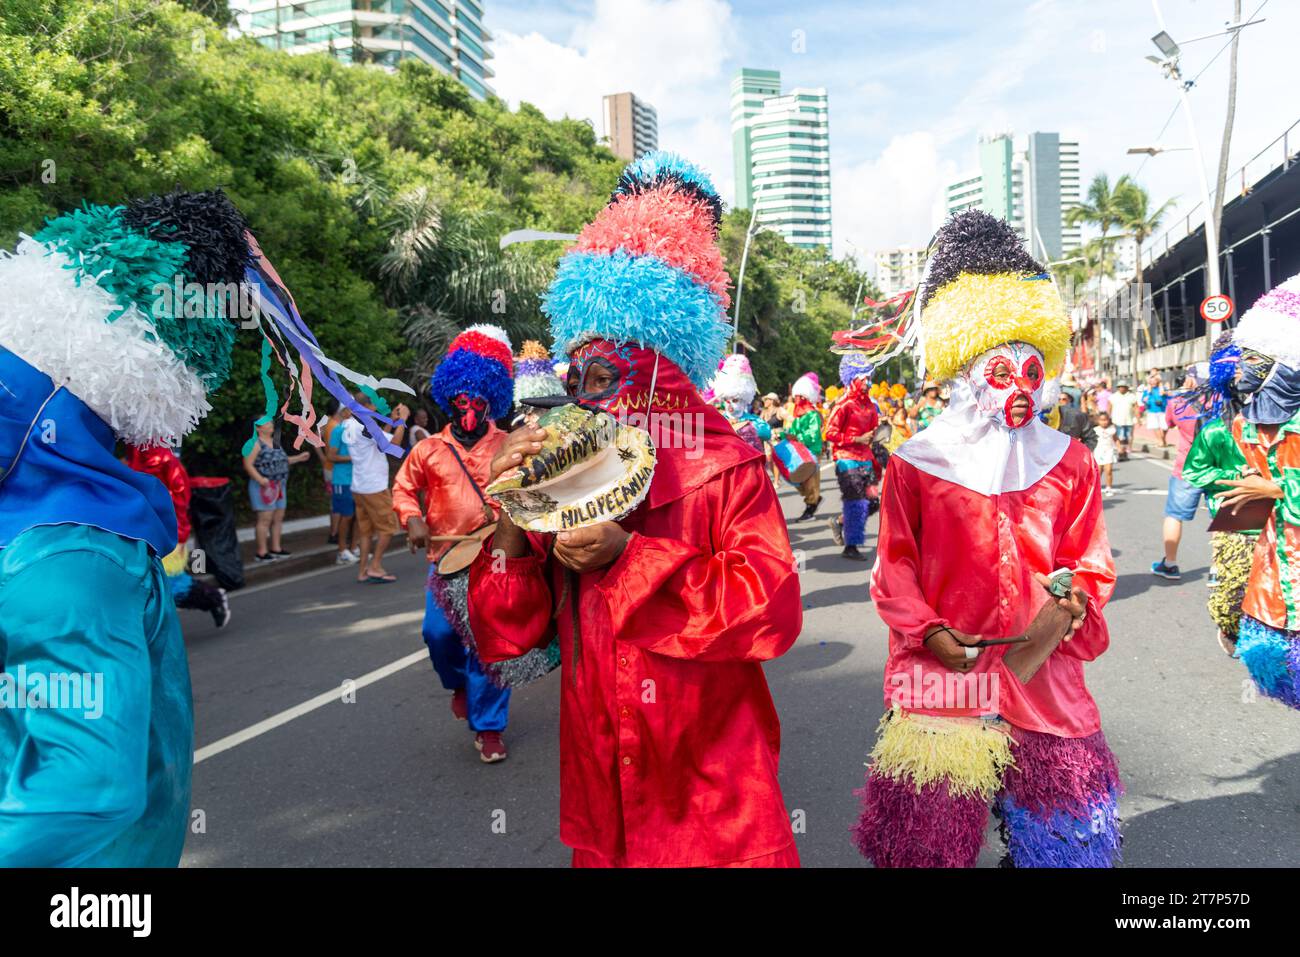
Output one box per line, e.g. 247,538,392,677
434,523,497,577
773,437,816,484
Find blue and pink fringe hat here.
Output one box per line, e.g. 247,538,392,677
542,151,732,389
429,323,515,420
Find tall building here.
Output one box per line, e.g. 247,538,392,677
602,92,658,162
730,68,832,250
944,131,1081,263
239,0,494,100
874,247,928,298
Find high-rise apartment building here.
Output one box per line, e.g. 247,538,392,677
239,0,494,100
602,92,659,162
730,68,832,250
874,247,928,298
944,131,1081,263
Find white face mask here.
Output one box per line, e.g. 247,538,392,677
722,396,748,417
960,341,1046,430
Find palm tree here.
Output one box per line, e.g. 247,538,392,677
1114,179,1178,351
378,186,553,385
1065,173,1127,275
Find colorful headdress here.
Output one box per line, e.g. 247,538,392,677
792,372,822,404
542,151,732,389
916,211,1069,381
712,353,759,405
839,353,875,387
430,323,515,419
513,339,565,402
1233,272,1300,370
0,189,412,453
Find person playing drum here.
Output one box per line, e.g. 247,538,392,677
392,325,516,764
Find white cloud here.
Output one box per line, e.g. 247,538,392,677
833,132,955,258
490,0,741,201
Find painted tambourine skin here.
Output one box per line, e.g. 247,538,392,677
486,404,656,533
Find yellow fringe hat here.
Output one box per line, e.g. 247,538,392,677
919,210,1071,382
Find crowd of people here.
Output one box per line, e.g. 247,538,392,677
1,153,1296,870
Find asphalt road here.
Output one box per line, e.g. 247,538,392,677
180,453,1300,867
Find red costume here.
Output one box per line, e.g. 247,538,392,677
824,391,880,464
871,446,1114,736
469,343,802,866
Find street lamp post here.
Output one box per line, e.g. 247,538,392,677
1144,3,1263,357
731,183,777,352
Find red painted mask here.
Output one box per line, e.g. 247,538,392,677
452,393,488,433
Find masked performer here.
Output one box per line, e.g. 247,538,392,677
1181,332,1261,656
788,372,825,521
0,190,405,865
713,353,771,454
1219,275,1300,710
125,444,231,629
393,325,515,762
853,210,1120,868
513,339,565,408
468,152,802,867
825,353,881,561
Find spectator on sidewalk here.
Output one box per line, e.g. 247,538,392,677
1057,391,1097,450
243,418,310,563
342,395,409,584
407,406,433,448
317,399,346,545
1109,382,1139,459
1094,412,1117,498
1142,373,1169,447
1095,379,1113,415
327,404,359,565
1151,369,1207,581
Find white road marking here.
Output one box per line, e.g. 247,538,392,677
193,650,429,764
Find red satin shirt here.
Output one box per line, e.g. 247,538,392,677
824,396,880,463
869,442,1115,737
468,459,801,866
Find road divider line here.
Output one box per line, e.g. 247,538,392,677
193,650,429,764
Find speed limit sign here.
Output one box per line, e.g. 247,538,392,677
1201,294,1233,324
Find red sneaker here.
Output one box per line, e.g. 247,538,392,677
450,688,468,721
475,731,507,763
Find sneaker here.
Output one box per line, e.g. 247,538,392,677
211,589,231,629
475,731,507,763
450,688,468,721
335,550,359,565
349,547,361,560
828,517,844,547
1216,629,1237,656
254,552,275,564
269,548,292,559
841,545,869,562
1150,559,1181,580
1103,487,1115,498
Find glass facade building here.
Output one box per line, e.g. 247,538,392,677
240,0,493,99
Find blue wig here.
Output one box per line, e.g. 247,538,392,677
839,353,875,386
429,348,514,420
543,249,732,390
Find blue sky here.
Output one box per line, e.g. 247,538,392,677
484,0,1293,261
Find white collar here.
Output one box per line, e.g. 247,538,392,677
894,378,1069,496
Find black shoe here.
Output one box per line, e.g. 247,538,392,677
327,534,339,546
211,589,231,629
254,552,275,564
841,545,869,562
269,549,292,559
828,517,844,547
